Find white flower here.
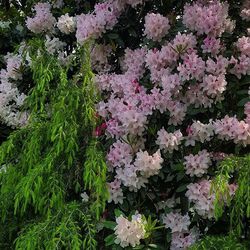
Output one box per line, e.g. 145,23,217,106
57,13,76,34
114,213,146,248
80,192,89,202
134,150,163,178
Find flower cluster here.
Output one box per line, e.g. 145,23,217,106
183,1,233,36
171,229,199,250
76,0,146,44
45,35,65,55
2,0,250,248
186,180,215,219
162,212,191,233
184,150,212,177
156,128,183,153
94,3,250,232
186,180,237,219
0,53,28,127
57,13,75,34
108,179,124,204
107,142,163,193
241,0,250,21
114,213,146,248
162,212,199,249
144,13,170,42
26,3,56,33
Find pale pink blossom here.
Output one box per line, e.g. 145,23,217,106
156,128,183,153
144,13,170,42
184,150,212,177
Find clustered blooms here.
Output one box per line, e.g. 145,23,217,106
57,13,76,34
162,212,199,249
241,0,250,21
156,128,183,153
186,180,237,219
134,150,163,178
184,150,212,177
201,36,221,55
162,212,191,233
92,3,249,247
0,52,29,127
183,1,234,37
114,213,146,248
91,44,112,73
170,229,199,250
108,179,124,204
76,0,147,44
186,180,216,219
245,102,250,124
185,121,214,146
144,13,170,42
185,117,250,146
26,3,56,33
214,116,250,146
1,0,249,248
107,139,163,191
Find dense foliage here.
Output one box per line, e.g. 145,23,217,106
0,0,249,249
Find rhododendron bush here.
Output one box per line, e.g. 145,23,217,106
0,0,250,249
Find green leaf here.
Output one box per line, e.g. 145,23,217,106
176,184,187,193
114,209,125,218
171,163,184,171
104,234,116,246
102,221,116,230
237,97,250,107
176,172,185,182
166,174,175,182
133,245,145,249
148,244,158,249
107,33,120,39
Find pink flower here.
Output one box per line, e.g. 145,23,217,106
201,36,221,55
229,55,250,79
156,128,183,153
26,3,56,33
201,74,227,98
107,140,133,169
186,180,215,219
183,1,231,37
184,150,212,177
108,179,124,204
206,56,229,76
144,13,170,42
162,212,191,233
171,32,197,54
121,48,146,79
177,51,205,81
134,150,163,178
244,102,250,124
185,121,214,146
236,36,250,57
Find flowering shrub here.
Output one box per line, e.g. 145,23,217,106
0,0,250,249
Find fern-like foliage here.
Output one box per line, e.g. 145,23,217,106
15,202,97,250
84,139,109,219
189,235,248,250
0,39,108,248
211,154,250,236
